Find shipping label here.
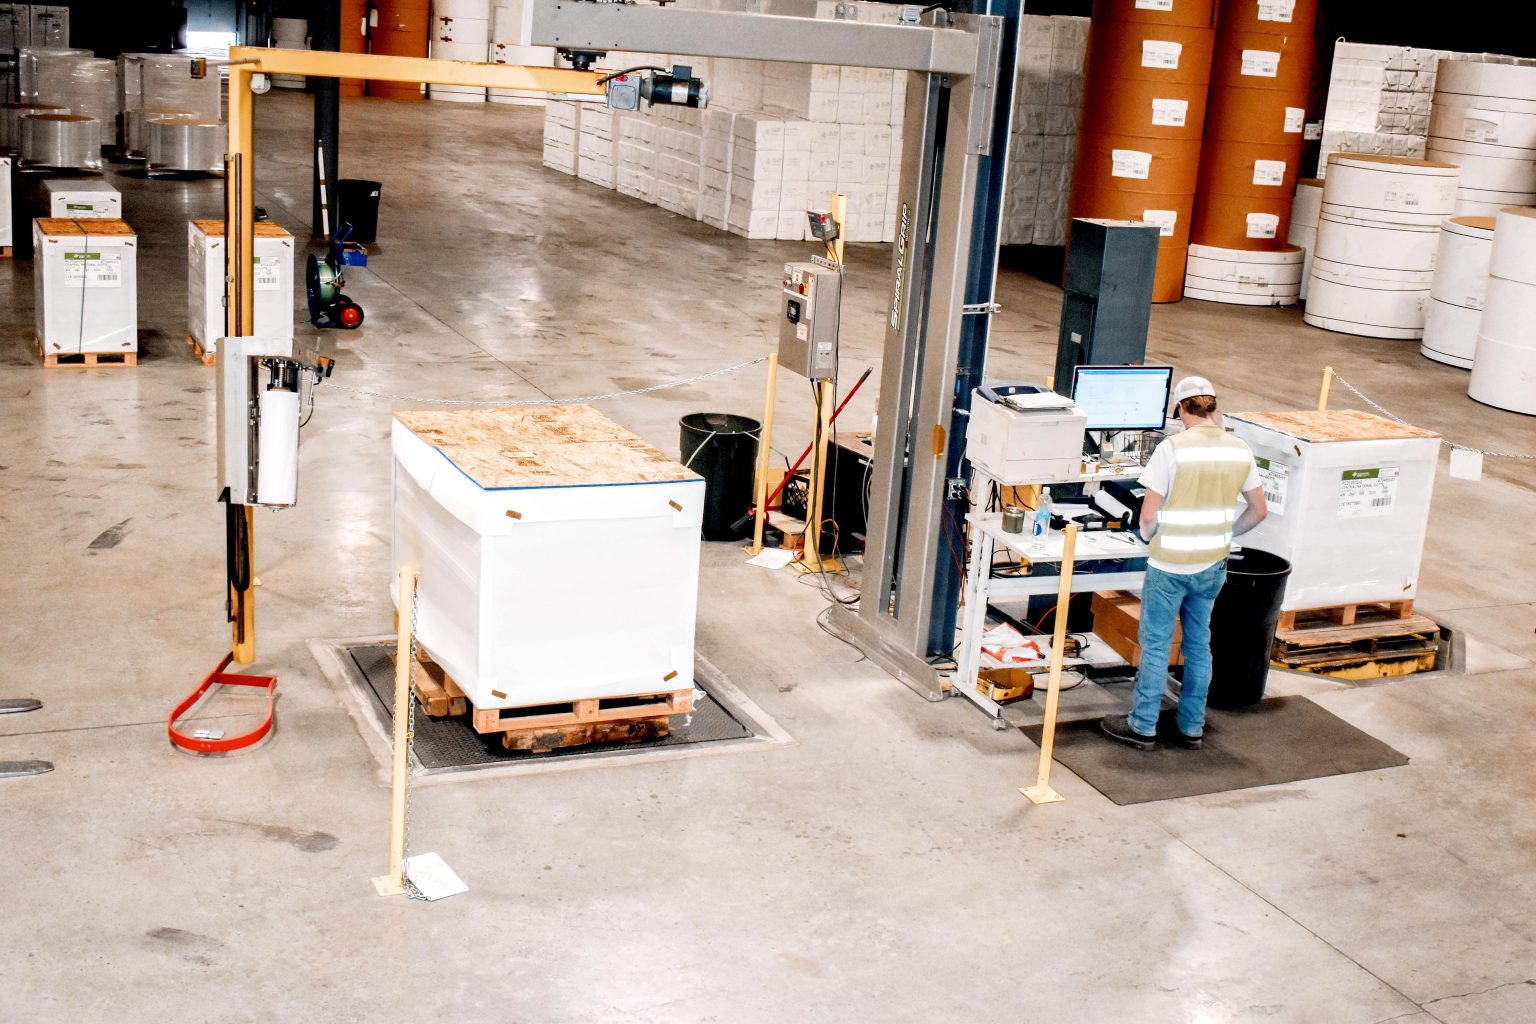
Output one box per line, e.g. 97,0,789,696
1258,0,1296,21
1284,106,1305,133
1255,456,1289,515
1304,121,1323,140
1141,40,1183,70
63,251,122,289
1135,0,1175,8
1462,109,1503,144
1241,49,1281,78
1253,159,1288,186
1151,98,1189,127
254,255,280,291
1338,466,1399,518
1246,212,1280,238
1141,208,1178,237
1111,149,1153,180
1382,184,1423,210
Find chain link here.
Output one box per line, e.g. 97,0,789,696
321,357,768,407
403,583,426,901
1333,374,1536,461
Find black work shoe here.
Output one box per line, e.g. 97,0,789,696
1172,732,1203,750
1100,714,1157,751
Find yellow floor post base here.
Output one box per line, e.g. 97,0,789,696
1019,784,1065,805
371,875,408,897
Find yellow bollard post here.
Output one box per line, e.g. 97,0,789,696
372,567,417,897
749,353,779,556
1021,524,1078,805
1317,365,1335,411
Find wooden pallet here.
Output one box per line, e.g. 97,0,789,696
0,246,12,259
186,335,217,366
1277,599,1414,633
35,335,138,368
1272,609,1441,681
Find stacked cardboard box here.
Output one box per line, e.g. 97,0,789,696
1004,15,1088,246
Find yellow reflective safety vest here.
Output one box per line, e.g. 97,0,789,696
1148,425,1256,567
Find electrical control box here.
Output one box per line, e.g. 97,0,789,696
779,261,840,380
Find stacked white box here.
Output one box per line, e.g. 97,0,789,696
577,105,617,188
187,219,294,357
1004,15,1087,246
0,157,10,248
43,177,119,218
1227,411,1440,612
33,217,137,357
542,99,580,174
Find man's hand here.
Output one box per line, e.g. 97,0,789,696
1139,488,1164,543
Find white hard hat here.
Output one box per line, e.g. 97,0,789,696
1172,376,1216,403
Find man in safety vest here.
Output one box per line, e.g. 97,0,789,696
1100,376,1268,751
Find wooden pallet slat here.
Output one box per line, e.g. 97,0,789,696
1277,599,1414,634
35,335,137,369
0,246,12,259
186,334,217,366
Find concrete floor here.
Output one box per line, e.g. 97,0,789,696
3,92,1535,1024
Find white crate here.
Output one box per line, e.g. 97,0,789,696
44,178,121,219
187,219,294,356
33,218,137,356
391,408,705,709
1226,411,1441,611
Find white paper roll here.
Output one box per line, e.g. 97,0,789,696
1488,206,1536,284
1322,154,1461,226
1309,255,1435,291
1420,298,1480,368
1477,273,1536,341
1316,212,1439,273
256,387,301,506
1425,139,1536,193
1469,333,1536,414
1428,93,1536,152
1183,283,1299,306
1291,178,1324,228
1454,187,1536,216
1429,216,1495,309
1435,58,1536,105
1304,275,1427,337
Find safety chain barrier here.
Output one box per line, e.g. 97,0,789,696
1333,374,1536,462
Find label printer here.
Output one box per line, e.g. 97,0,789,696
966,384,1087,484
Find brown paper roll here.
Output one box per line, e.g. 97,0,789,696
1154,245,1191,302
1214,0,1318,36
1069,183,1196,246
1084,20,1216,86
1209,29,1311,91
1081,75,1208,140
1205,84,1308,143
1190,190,1295,249
1196,138,1303,198
1093,0,1215,28
1074,130,1205,196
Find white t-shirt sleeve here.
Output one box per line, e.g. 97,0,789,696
1242,456,1261,493
1137,440,1176,496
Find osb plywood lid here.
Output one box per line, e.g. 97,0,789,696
193,218,292,238
36,217,135,236
397,405,702,490
1230,409,1440,443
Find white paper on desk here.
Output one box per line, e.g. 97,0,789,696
980,622,1052,665
404,853,468,901
746,548,797,570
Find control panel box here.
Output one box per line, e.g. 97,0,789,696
779,261,840,380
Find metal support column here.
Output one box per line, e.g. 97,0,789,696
312,0,342,239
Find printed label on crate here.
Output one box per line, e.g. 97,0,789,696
63,251,121,288
1304,120,1323,140
1245,212,1280,238
1241,49,1281,77
1257,0,1295,21
1284,106,1305,133
1338,467,1399,518
1151,98,1189,127
65,202,101,211
1255,457,1289,515
1135,0,1174,8
1462,109,1503,144
1111,149,1153,179
254,255,280,291
1141,209,1178,237
1253,159,1288,186
1141,40,1183,70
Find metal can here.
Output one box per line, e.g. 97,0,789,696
1001,505,1026,534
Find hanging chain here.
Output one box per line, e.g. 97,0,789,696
1333,374,1536,461
321,357,767,407
403,582,426,901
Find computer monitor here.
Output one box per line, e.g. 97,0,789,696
1071,365,1174,431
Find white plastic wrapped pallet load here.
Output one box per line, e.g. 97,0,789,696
33,217,138,356
391,407,706,709
187,219,295,358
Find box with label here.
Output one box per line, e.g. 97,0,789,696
187,219,295,356
1226,410,1441,611
44,179,122,219
33,218,138,357
392,406,705,709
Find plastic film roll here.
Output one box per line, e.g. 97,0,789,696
125,108,195,160
20,114,101,170
1,102,66,151
17,47,90,103
147,119,225,173
256,387,302,506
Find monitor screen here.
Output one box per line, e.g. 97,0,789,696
1071,365,1174,431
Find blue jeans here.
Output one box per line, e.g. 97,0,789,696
1129,561,1227,737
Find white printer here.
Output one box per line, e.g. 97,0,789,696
966,384,1087,484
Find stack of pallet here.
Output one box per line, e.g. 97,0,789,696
1003,15,1089,247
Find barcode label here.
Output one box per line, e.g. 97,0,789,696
1255,456,1289,515
1151,98,1189,127
1142,40,1183,70
1112,149,1153,180
1258,0,1295,21
63,251,123,289
254,256,281,291
1241,49,1281,77
1253,159,1287,186
1284,106,1305,133
1338,466,1399,519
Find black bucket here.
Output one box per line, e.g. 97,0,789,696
679,413,761,541
335,178,381,243
1207,548,1292,709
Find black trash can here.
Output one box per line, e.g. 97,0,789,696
1207,548,1292,709
679,413,760,541
335,179,381,243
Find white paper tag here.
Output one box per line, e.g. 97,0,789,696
254,256,280,291
1111,149,1153,180
1242,49,1281,78
1284,106,1305,133
1257,0,1295,21
1255,456,1289,514
1462,108,1504,144
1338,467,1399,518
1246,212,1280,238
1141,208,1178,237
746,547,797,569
1151,98,1189,127
1253,159,1288,186
403,853,468,901
1135,0,1174,8
63,251,122,288
1383,184,1423,210
1448,447,1483,481
1304,121,1323,140
1142,40,1183,70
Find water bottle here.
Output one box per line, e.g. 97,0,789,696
1031,488,1052,538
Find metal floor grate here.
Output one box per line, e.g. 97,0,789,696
345,644,755,772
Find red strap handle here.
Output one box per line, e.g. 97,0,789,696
168,653,277,754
